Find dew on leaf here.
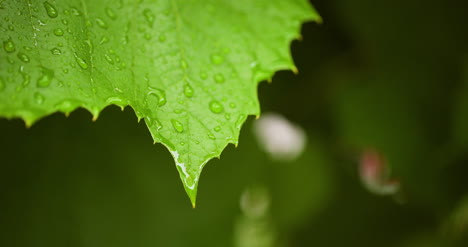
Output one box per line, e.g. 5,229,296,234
184,84,194,97
171,119,184,133
61,19,68,25
209,100,224,113
54,28,64,36
3,39,15,53
143,8,155,27
214,73,225,83
17,52,30,63
147,87,167,106
214,126,221,132
208,133,216,140
55,100,75,113
96,18,108,29
229,103,236,108
70,7,81,16
43,1,58,18
24,46,32,51
144,33,151,40
74,54,89,69
8,25,14,31
158,34,166,42
210,54,224,65
34,92,45,104
106,96,127,106
225,113,231,120
200,71,208,80
105,8,117,20
104,54,114,64
36,67,54,88
50,47,61,55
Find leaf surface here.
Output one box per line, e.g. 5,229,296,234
0,0,319,205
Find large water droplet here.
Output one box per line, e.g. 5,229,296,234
171,119,184,133
210,54,224,65
54,28,64,36
184,84,194,97
209,100,224,113
17,52,30,63
43,1,58,18
36,67,54,88
3,39,15,53
143,8,155,27
34,92,45,104
147,87,167,106
96,18,108,29
105,8,117,20
214,73,225,83
50,47,61,55
74,54,89,69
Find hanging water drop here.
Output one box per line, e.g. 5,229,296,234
3,39,15,53
43,1,58,18
171,119,184,133
147,87,167,106
184,84,194,97
209,100,224,113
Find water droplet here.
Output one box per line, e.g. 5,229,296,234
3,39,15,53
209,100,223,113
200,71,208,80
54,28,64,36
57,42,63,47
143,8,155,27
225,113,231,120
105,8,117,19
74,54,89,69
105,96,127,107
214,73,225,83
184,84,194,97
24,46,32,51
108,49,116,54
70,7,81,16
8,25,14,31
158,34,166,42
180,59,188,69
210,54,224,65
208,133,216,140
17,52,30,63
96,18,108,29
144,33,151,40
154,119,163,131
61,19,68,25
171,119,184,133
36,67,54,88
0,78,5,92
180,142,186,146
147,87,167,106
55,100,75,113
229,103,237,108
104,54,114,64
214,126,221,132
34,92,45,104
174,109,183,114
43,1,58,18
50,47,61,55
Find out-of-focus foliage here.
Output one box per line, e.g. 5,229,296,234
1,0,468,246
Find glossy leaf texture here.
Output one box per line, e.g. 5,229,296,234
0,0,319,205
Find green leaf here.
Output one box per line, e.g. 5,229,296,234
0,0,319,206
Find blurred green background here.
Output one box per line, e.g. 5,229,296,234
1,0,468,246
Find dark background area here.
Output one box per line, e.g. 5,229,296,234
1,0,468,246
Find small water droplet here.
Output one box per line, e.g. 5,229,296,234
70,7,81,16
214,126,221,132
158,34,166,42
174,109,183,114
8,25,14,31
200,71,208,80
36,67,54,88
210,54,224,65
184,84,194,98
105,96,127,106
208,133,216,140
214,73,225,83
180,142,186,146
154,119,163,131
43,1,58,18
63,9,70,15
209,100,224,113
74,54,89,69
105,8,117,19
180,59,188,69
61,19,68,25
229,103,237,108
34,92,45,104
225,113,231,120
57,42,63,47
171,119,184,133
55,100,75,113
3,39,15,53
144,33,151,40
24,46,32,51
143,8,155,27
54,28,64,36
17,52,30,63
104,54,114,64
50,47,61,55
147,87,167,106
96,18,108,29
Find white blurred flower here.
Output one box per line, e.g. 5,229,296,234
253,113,306,161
